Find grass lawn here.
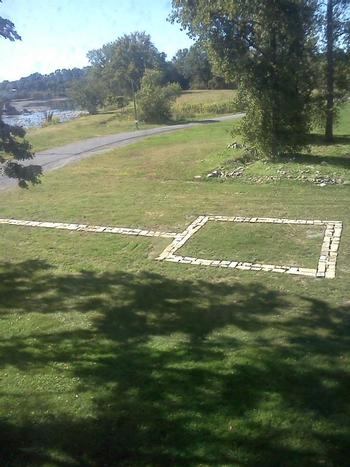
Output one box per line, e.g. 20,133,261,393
26,112,157,153
177,221,326,269
176,89,237,104
0,101,350,466
26,89,239,152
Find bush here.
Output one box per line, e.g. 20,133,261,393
67,79,105,115
137,70,182,123
41,112,60,127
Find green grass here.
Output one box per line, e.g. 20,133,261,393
172,89,238,120
1,100,350,466
178,221,325,269
26,90,238,152
26,110,156,152
176,89,237,104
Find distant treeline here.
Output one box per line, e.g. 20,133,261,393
0,68,86,100
0,40,235,102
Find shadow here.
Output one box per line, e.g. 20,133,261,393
273,133,350,169
307,134,350,147
281,153,350,168
0,260,349,466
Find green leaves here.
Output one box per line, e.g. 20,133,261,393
0,3,42,188
136,70,182,123
171,0,316,158
0,120,42,188
87,32,168,99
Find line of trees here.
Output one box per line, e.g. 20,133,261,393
0,40,233,104
66,32,235,115
0,68,86,100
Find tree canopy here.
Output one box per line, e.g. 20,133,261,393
315,0,350,141
171,0,317,158
0,0,20,41
136,69,182,123
88,32,168,98
172,44,213,89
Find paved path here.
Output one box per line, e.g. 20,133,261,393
0,114,244,190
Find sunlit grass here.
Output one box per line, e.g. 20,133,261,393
0,98,350,467
176,89,237,104
178,221,325,269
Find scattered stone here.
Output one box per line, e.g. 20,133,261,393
206,166,245,178
207,170,223,178
227,141,242,149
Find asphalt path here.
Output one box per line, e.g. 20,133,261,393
0,114,244,190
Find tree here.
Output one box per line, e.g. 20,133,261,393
0,68,86,100
0,1,41,187
67,69,106,114
172,44,213,89
170,0,316,158
136,69,181,123
0,2,20,41
88,32,168,99
316,0,350,141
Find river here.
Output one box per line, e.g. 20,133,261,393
2,98,87,128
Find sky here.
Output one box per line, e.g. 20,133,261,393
0,0,195,82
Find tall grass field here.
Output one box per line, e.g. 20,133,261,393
1,91,350,467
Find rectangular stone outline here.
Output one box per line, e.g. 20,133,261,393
157,216,343,279
0,216,342,278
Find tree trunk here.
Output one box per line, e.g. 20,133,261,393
270,31,278,158
325,0,334,142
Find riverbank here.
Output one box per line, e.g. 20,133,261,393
2,97,85,128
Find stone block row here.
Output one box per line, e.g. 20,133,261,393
0,218,177,239
157,216,209,260
162,255,317,276
207,215,341,226
317,222,343,278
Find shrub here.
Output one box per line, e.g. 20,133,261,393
137,70,182,123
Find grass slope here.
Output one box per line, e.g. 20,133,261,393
26,89,238,152
1,98,350,467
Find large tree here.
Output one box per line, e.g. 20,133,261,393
0,1,41,187
67,69,106,114
170,0,316,158
318,0,350,141
87,32,168,98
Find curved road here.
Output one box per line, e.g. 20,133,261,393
0,114,244,190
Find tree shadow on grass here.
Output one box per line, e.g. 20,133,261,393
308,134,350,147
283,152,350,168
0,260,349,466
274,133,350,169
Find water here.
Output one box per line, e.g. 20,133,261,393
3,110,87,128
2,98,87,128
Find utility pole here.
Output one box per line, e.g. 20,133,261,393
131,79,139,130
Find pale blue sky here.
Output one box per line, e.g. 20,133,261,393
0,0,194,82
